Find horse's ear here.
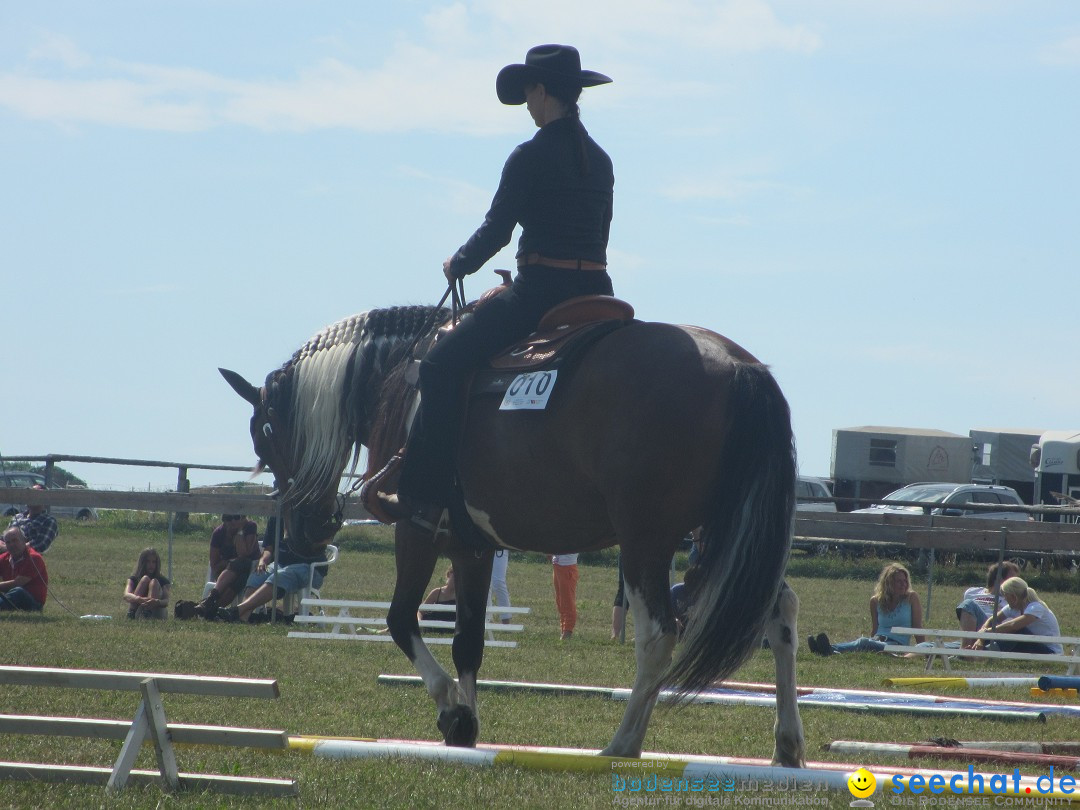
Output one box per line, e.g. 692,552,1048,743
219,368,261,407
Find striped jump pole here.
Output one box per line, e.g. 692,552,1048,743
883,677,1041,689
288,737,1080,802
906,741,1080,756
825,741,1080,771
378,674,1052,721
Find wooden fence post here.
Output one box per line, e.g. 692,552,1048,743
175,467,190,528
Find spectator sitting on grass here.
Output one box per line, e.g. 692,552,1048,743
418,567,457,629
971,577,1063,655
123,547,170,619
7,484,59,554
808,562,924,655
0,527,48,612
955,560,1021,648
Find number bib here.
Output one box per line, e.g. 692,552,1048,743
499,371,558,410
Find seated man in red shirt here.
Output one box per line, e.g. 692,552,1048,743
0,527,48,611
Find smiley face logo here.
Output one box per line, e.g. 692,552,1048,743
848,768,876,799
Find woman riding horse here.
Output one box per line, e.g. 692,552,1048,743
219,47,807,768
376,44,615,530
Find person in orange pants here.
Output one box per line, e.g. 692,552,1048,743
552,553,579,640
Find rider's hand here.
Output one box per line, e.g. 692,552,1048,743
443,257,456,283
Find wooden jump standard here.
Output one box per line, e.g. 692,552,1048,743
0,665,297,797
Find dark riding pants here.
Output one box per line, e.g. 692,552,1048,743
399,266,613,506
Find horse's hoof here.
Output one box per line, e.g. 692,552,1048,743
771,744,806,769
437,705,479,747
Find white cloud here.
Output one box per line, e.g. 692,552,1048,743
109,283,185,296
476,0,821,55
1039,34,1080,66
660,172,806,202
398,164,492,215
27,32,92,68
0,1,820,133
0,74,213,131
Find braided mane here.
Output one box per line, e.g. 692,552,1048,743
268,306,448,503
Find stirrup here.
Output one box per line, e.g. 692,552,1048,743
359,451,405,524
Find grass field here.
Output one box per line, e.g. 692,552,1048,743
2,513,1079,809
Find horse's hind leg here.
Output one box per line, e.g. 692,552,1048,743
601,554,678,758
385,524,463,740
763,580,805,767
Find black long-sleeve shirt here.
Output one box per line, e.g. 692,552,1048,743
448,117,613,278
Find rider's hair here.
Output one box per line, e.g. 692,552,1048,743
540,81,590,176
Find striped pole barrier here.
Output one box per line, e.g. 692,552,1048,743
825,741,1080,771
378,674,1051,721
288,737,1080,801
903,741,1080,755
883,676,1041,689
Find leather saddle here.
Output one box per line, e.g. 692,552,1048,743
487,294,634,372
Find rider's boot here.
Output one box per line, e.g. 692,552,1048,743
375,491,444,534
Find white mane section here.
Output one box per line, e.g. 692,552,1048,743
288,313,369,503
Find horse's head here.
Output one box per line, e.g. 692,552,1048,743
219,366,343,555
219,308,446,554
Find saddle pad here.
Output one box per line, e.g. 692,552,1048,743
472,319,627,398
488,320,606,371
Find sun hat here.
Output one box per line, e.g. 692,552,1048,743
496,44,612,105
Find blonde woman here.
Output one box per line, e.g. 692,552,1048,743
808,562,924,655
972,577,1062,655
123,547,170,619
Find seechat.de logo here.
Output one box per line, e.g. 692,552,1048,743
848,767,876,807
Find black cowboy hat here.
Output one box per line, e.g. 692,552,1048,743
496,44,612,106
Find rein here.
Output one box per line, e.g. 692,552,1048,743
402,279,466,362
331,278,467,524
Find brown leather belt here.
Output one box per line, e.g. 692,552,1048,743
518,253,607,271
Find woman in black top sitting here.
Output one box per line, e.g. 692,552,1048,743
124,547,170,619
418,567,457,631
377,44,615,529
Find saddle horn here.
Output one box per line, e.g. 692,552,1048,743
219,367,261,407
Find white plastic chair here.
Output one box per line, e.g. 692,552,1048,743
285,544,339,616
200,564,241,606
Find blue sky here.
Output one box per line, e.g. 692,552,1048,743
2,1,1077,491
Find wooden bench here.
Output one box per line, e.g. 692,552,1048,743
288,599,529,648
888,627,1080,675
0,665,297,797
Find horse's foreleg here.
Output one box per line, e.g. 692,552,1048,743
438,548,494,748
763,580,805,767
385,526,461,735
601,573,677,758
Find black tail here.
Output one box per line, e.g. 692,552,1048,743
664,363,796,696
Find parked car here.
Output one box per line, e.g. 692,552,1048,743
851,482,1031,521
796,476,837,512
0,471,98,520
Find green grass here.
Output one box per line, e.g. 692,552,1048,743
3,515,1080,808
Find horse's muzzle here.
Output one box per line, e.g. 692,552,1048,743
288,508,340,555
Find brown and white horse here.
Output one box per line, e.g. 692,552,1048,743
220,303,805,765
